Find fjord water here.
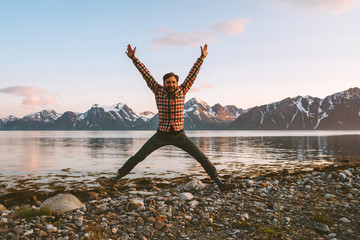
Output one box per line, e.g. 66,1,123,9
1,131,360,185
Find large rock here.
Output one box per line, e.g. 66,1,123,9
40,193,85,213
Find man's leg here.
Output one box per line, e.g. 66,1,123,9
173,132,237,192
99,132,166,187
173,132,218,180
117,133,165,177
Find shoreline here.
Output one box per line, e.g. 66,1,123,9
1,162,359,239
0,162,359,207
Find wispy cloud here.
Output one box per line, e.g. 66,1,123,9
212,19,250,37
149,31,216,50
148,18,250,50
189,83,214,92
0,86,60,108
281,0,360,13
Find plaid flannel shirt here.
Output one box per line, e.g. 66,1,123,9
133,57,204,132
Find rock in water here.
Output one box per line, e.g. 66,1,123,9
40,193,85,213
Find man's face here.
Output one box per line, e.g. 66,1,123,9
164,76,178,94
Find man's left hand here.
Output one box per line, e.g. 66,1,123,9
200,44,208,60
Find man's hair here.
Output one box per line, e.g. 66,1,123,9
163,72,179,82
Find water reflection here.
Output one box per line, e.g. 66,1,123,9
0,131,359,179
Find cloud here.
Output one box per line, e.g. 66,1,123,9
189,83,214,92
212,19,250,37
281,0,360,13
149,31,216,50
148,18,250,50
0,86,59,108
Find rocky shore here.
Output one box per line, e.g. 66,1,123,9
1,164,360,240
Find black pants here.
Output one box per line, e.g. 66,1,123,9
117,130,218,180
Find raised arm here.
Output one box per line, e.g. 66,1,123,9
180,44,207,94
126,44,162,94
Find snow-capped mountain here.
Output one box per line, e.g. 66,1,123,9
315,87,360,129
0,115,19,129
1,87,359,130
1,110,60,130
183,97,244,129
229,87,360,130
52,103,148,130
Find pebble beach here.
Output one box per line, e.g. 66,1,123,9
0,164,360,240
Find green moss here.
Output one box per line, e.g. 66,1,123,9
311,212,332,224
16,207,52,219
260,227,278,234
259,227,287,239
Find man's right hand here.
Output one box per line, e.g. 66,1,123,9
126,44,136,60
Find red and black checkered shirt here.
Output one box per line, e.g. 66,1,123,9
133,58,204,132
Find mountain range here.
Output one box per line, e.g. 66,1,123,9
1,87,360,130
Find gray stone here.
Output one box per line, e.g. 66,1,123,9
339,173,347,182
74,217,83,227
188,200,199,208
241,213,249,220
324,194,336,199
128,190,155,196
340,217,351,223
13,226,24,234
322,225,331,233
120,232,130,240
176,183,185,192
38,230,48,237
344,170,352,177
24,229,34,236
281,217,291,224
40,193,85,213
184,215,192,221
46,224,57,233
130,199,144,209
179,192,194,201
184,180,205,191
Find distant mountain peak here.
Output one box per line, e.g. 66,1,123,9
139,111,156,122
23,109,61,122
91,103,126,112
188,97,208,105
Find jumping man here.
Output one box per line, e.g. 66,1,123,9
99,44,236,192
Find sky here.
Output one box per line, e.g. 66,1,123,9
1,0,360,118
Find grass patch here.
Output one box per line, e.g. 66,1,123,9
311,212,332,224
259,227,286,239
16,207,52,219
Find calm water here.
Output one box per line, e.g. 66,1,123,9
1,131,360,191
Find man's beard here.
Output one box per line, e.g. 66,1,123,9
166,86,177,94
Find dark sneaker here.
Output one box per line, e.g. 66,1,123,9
219,183,237,192
98,177,115,187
